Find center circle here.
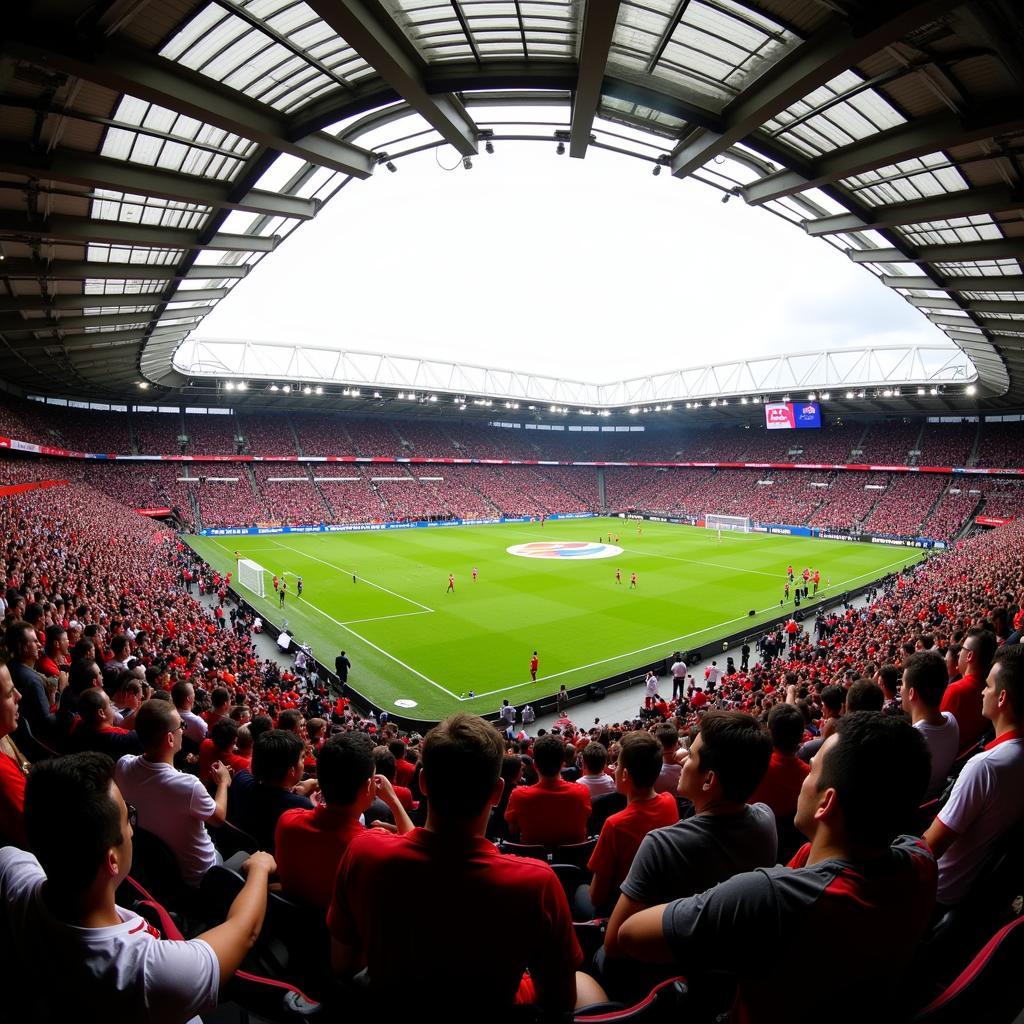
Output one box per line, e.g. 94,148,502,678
506,541,624,560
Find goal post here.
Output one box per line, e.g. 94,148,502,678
705,513,752,534
237,558,267,599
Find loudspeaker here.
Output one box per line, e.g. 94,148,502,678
748,609,756,617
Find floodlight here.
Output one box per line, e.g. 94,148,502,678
303,386,312,395
270,384,279,392
966,384,977,396
137,381,148,389
282,385,291,394
225,382,235,391
485,141,494,155
652,164,661,176
385,161,397,173
237,382,247,391
462,156,473,170
846,391,855,399
314,386,323,395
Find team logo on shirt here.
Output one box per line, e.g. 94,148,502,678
506,541,622,559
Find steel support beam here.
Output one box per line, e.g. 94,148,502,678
0,304,212,333
569,0,622,159
0,146,319,220
0,259,249,281
849,238,1024,263
744,103,1024,206
669,0,966,179
0,213,278,251
304,0,477,157
910,297,1024,315
6,37,375,178
0,288,226,312
804,187,1023,236
883,273,1024,291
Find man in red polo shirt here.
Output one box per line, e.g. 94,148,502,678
275,732,413,910
328,714,601,1013
749,703,809,819
582,730,678,917
505,733,591,847
940,627,997,750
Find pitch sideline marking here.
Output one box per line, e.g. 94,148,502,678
467,552,920,700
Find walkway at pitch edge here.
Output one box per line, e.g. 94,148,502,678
530,588,880,736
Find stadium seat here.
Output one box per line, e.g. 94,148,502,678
589,792,627,834
913,916,1024,1024
553,839,598,868
499,841,549,861
550,863,589,904
574,920,607,964
574,976,689,1022
209,819,259,859
129,826,189,909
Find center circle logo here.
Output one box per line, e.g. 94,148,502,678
506,541,623,560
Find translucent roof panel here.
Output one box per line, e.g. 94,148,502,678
101,96,256,181
160,1,373,115
394,0,578,62
85,280,167,296
897,215,1004,249
612,0,797,110
86,244,185,265
765,70,906,158
91,190,212,232
843,152,970,206
935,260,1022,277
599,96,687,136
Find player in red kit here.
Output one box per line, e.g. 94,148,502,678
472,567,478,583
446,574,455,593
615,569,622,585
529,651,539,680
630,572,638,589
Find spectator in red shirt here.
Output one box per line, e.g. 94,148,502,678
505,732,592,847
750,703,810,819
582,730,679,917
276,732,413,910
388,738,416,787
198,719,250,784
328,713,604,1012
67,688,142,759
940,627,997,750
0,660,29,847
372,745,418,813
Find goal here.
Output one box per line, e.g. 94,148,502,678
237,558,267,598
705,514,751,533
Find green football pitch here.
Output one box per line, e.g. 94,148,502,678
184,518,924,720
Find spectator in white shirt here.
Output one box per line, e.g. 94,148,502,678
902,650,959,798
172,680,208,746
115,699,231,886
0,751,275,1024
577,742,617,798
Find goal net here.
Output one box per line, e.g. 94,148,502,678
705,514,752,533
237,558,267,598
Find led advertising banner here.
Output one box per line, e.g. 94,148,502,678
765,401,821,430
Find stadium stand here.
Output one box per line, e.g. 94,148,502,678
251,464,330,524
184,413,239,456
238,414,299,456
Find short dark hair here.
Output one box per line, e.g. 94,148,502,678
25,753,122,894
77,687,109,729
110,635,129,656
420,714,503,818
963,627,998,672
373,746,396,782
767,703,805,755
582,741,607,774
133,699,179,748
846,680,884,713
817,712,930,848
4,620,34,655
277,709,303,733
210,686,231,709
654,723,679,751
618,730,663,790
252,729,304,784
903,651,948,708
992,645,1024,715
532,733,565,777
170,680,193,709
820,685,845,713
44,624,67,651
249,714,274,741
877,664,899,695
695,711,772,803
210,717,239,751
387,739,406,761
317,732,375,806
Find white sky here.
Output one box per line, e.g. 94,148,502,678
195,141,949,381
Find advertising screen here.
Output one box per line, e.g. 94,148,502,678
764,401,821,430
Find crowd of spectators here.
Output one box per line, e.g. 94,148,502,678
0,471,1022,1021
315,470,388,522
238,414,299,456
194,477,266,529
975,420,1024,468
979,480,1024,519
921,486,982,542
251,464,330,524
184,414,239,456
916,422,977,467
292,413,355,456
133,412,183,455
858,420,921,464
863,474,946,538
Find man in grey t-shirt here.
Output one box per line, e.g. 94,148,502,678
603,712,775,966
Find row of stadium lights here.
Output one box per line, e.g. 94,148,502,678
200,381,977,407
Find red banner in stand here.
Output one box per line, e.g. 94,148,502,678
975,515,1015,526
134,507,173,517
0,480,68,496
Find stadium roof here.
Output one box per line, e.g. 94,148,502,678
2,0,1023,419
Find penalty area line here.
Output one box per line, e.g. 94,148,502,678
266,539,434,613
